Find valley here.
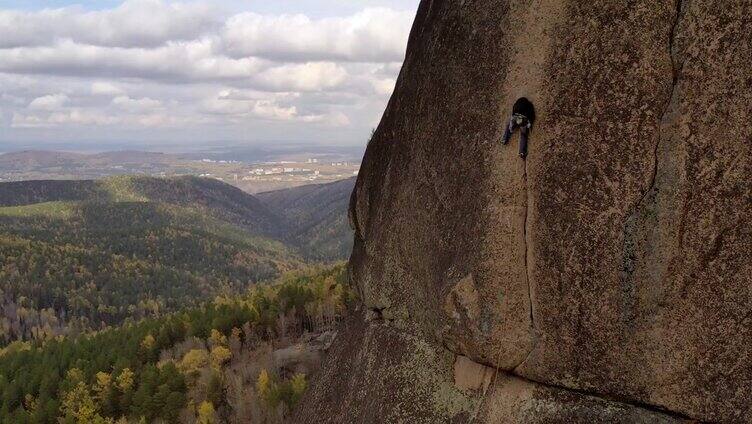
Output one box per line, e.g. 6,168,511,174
0,176,355,347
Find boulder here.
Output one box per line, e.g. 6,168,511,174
272,331,337,375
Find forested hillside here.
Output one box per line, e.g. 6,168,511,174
0,176,305,346
0,265,351,423
0,176,286,235
258,177,355,260
0,175,356,347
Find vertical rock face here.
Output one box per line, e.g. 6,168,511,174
295,0,752,422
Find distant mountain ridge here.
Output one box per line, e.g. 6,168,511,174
0,176,286,236
0,150,177,170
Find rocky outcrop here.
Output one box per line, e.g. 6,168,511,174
294,0,752,422
272,331,337,375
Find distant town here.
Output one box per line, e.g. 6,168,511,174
193,157,360,192
198,157,357,181
0,149,361,193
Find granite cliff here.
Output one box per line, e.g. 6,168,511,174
294,0,752,422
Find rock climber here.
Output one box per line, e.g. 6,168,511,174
502,97,536,159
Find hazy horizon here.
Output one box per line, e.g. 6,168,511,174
0,0,420,148
0,139,369,155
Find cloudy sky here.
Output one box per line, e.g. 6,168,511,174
0,0,419,149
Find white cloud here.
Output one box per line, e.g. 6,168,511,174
112,95,162,112
12,108,203,129
48,109,119,126
0,1,417,144
252,62,348,92
0,39,270,82
200,91,347,126
12,109,117,127
91,81,125,96
28,93,69,110
220,8,413,62
310,111,350,127
371,78,397,96
0,0,219,49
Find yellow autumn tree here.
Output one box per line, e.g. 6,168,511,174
210,345,232,369
140,334,155,351
180,349,209,375
93,371,112,402
61,382,105,423
66,368,85,385
116,368,134,392
23,394,37,414
209,329,227,347
256,369,276,407
290,373,307,405
197,401,216,424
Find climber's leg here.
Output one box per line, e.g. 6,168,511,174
502,118,516,145
519,126,529,158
